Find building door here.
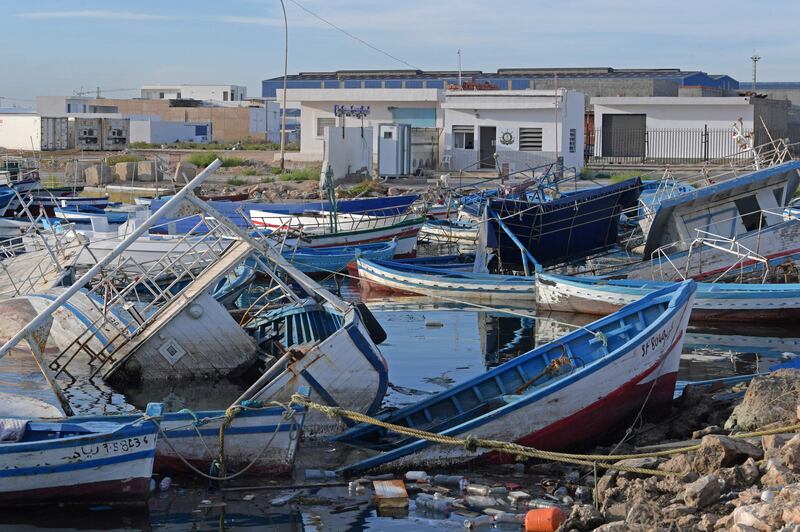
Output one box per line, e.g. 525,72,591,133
479,126,496,168
602,114,646,158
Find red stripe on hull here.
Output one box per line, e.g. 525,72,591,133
0,478,150,506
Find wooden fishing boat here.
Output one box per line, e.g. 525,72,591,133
250,210,424,258
536,271,800,322
70,402,305,476
418,219,478,245
240,300,388,438
282,241,397,274
335,280,695,473
54,205,130,225
27,194,110,217
0,417,157,505
356,257,536,301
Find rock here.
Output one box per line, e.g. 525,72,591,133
658,453,694,478
741,458,762,485
763,434,793,461
762,461,800,487
632,422,670,446
718,458,761,490
661,503,694,518
593,523,651,532
696,513,720,532
675,514,700,530
613,457,660,478
113,161,137,182
728,369,800,430
733,503,785,532
133,161,163,182
174,161,197,183
779,484,800,504
387,187,401,196
782,435,800,472
693,425,727,439
596,471,617,502
693,435,763,474
625,498,660,525
84,163,114,185
784,504,800,525
559,504,604,531
602,501,628,522
683,474,721,508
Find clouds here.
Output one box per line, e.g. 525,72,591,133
16,10,174,21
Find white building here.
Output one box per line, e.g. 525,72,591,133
442,89,585,171
129,117,211,144
591,96,790,161
140,84,247,102
277,87,442,162
278,87,585,171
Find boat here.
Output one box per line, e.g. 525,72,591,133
536,271,800,322
148,195,419,234
54,205,130,225
281,241,397,274
0,415,157,505
69,402,305,476
356,257,536,301
418,219,478,246
26,194,110,217
250,210,424,258
334,280,696,473
611,161,800,281
487,178,642,269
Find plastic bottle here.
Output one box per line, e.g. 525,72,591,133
527,499,558,510
465,495,499,509
761,490,775,503
405,471,429,482
433,474,465,486
464,515,494,529
466,484,491,496
159,476,172,491
493,511,526,524
304,469,337,480
524,507,565,532
415,494,452,513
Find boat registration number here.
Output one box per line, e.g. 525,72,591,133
71,435,151,460
640,323,674,358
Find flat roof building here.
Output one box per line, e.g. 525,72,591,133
141,84,247,102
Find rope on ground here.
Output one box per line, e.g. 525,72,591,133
289,393,800,478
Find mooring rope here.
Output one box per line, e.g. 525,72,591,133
289,393,800,478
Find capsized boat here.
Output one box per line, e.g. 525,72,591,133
335,280,695,473
0,416,157,505
356,257,536,301
536,271,800,322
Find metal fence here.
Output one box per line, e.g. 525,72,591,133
585,127,755,165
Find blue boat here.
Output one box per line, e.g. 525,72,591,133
54,205,130,225
282,241,397,274
0,416,158,505
487,178,642,268
335,281,696,473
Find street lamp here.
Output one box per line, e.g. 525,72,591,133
279,0,288,172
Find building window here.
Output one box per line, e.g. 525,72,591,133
177,92,181,99
519,128,543,151
316,117,336,137
223,91,229,101
734,195,767,232
159,92,165,98
66,103,71,112
569,129,577,153
452,125,475,150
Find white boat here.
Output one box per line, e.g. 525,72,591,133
0,417,157,505
357,257,536,301
335,281,696,473
536,271,800,322
418,219,479,246
250,209,424,258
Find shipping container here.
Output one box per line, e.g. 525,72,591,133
40,117,69,151
0,114,70,151
73,117,102,151
101,118,129,151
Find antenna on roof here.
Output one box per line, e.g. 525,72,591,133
457,49,462,87
750,49,761,91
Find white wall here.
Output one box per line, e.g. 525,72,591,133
141,85,247,102
0,115,42,150
443,90,585,171
279,88,442,160
322,126,373,185
592,98,755,129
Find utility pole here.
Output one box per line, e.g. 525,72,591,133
279,0,289,172
750,49,761,91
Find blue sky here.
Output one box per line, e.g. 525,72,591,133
1,0,797,105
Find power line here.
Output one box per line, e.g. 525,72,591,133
287,0,420,70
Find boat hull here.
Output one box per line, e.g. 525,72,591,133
0,422,156,505
537,272,800,322
357,258,536,301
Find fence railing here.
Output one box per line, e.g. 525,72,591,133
585,127,757,165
